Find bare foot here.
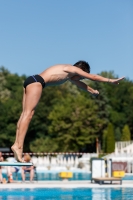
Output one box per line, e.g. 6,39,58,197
11,145,24,162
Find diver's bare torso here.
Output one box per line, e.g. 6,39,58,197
39,64,74,86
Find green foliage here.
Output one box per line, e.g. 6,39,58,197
48,94,107,152
106,123,115,153
102,129,108,152
0,67,133,153
0,67,11,101
30,137,58,152
88,79,110,135
115,127,121,141
0,67,25,146
121,124,131,141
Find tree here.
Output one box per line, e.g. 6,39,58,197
106,123,115,153
121,124,131,141
0,67,11,102
48,94,107,152
115,127,121,141
30,137,58,152
102,129,107,153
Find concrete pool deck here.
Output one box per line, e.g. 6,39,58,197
0,180,133,188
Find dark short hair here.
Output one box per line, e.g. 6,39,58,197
73,60,90,73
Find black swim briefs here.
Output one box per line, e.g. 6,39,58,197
23,75,45,89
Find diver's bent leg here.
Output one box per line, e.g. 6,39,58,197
11,83,42,162
13,89,26,149
11,110,34,162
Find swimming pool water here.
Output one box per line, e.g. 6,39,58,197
0,188,133,200
3,172,133,181
3,172,91,181
35,172,92,181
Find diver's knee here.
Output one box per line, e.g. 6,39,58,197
31,110,35,116
23,111,34,121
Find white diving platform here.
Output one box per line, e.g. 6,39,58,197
0,162,33,166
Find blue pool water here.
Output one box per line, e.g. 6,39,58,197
13,172,133,181
3,172,133,181
3,172,91,181
30,172,91,181
0,188,133,200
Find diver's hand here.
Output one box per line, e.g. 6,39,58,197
92,90,99,97
109,77,125,84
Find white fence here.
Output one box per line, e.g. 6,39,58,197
3,152,98,171
115,141,133,153
31,153,98,171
